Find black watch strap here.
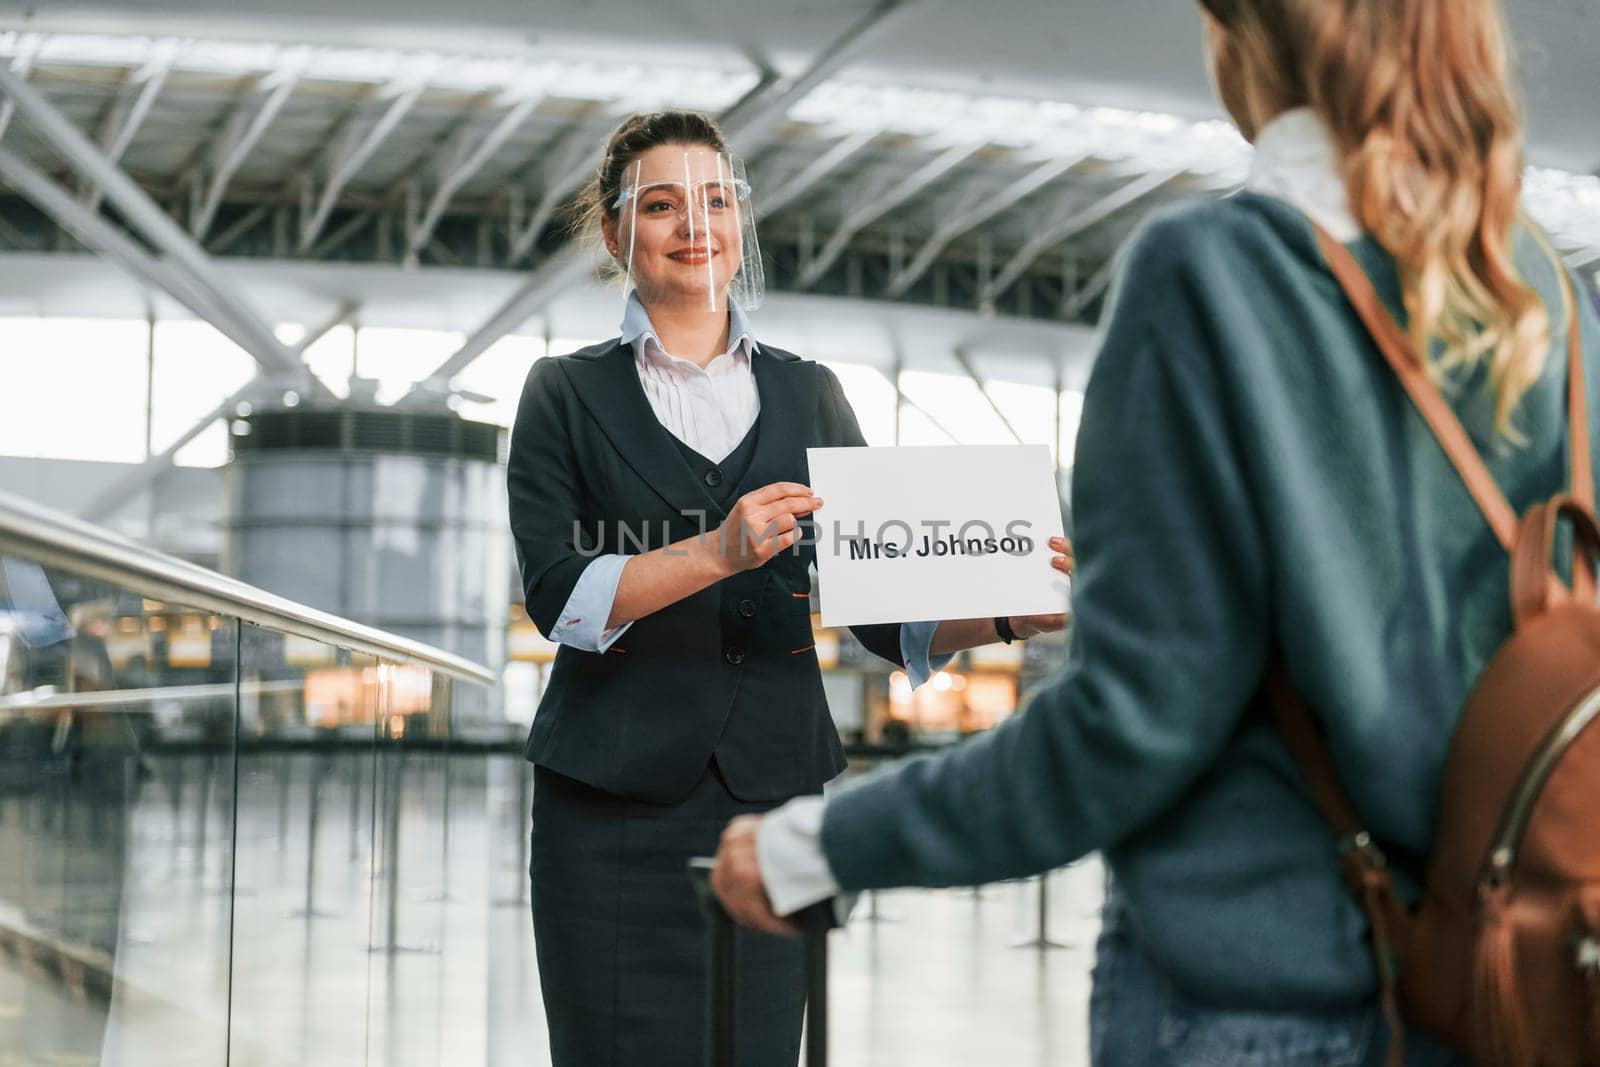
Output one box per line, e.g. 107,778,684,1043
994,615,1017,644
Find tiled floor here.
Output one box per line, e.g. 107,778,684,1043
1,752,1103,1066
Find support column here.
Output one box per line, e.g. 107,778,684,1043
145,310,157,540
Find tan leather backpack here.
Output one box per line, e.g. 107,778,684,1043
1265,227,1600,1066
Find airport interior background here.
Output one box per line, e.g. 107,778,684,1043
0,1,1595,1063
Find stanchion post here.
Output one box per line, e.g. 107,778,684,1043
423,737,454,903
276,747,292,846
495,755,533,908
860,888,898,923
438,741,453,901
1010,869,1067,950
384,746,402,949
290,747,336,919
348,742,364,861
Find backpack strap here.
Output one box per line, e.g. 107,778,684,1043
1263,666,1408,1067
1269,225,1592,1065
1553,248,1594,511
1558,264,1595,599
1313,229,1517,546
1312,226,1595,597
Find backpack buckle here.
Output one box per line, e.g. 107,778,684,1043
1576,934,1600,976
1338,830,1388,871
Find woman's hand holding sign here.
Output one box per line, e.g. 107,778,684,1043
1008,535,1074,638
711,481,822,574
923,535,1074,655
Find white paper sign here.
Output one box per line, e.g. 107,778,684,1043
805,444,1069,628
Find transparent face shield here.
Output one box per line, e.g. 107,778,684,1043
613,149,764,313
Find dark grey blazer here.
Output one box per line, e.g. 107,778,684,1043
507,338,904,804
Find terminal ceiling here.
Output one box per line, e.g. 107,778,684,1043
0,1,1593,343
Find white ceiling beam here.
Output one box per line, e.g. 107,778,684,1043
208,201,271,254
0,145,306,385
80,382,259,522
951,347,1024,443
0,64,307,381
309,211,374,259
1060,259,1116,319
0,32,41,143
506,130,598,265
191,62,304,241
795,140,983,290
897,392,961,442
758,128,878,220
885,152,1087,298
980,169,1179,307
299,82,423,253
400,0,910,401
81,55,172,214
717,0,911,151
403,94,542,266
402,250,594,408
293,299,361,357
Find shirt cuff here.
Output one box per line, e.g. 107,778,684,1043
756,795,841,917
547,554,633,652
899,620,954,690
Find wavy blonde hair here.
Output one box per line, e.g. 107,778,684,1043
1200,0,1558,439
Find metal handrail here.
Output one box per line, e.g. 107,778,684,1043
0,489,496,686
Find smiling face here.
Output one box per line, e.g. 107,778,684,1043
604,143,747,312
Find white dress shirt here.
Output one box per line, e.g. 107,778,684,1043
627,294,762,465
754,106,1368,919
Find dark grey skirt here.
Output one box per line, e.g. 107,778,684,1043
530,762,807,1067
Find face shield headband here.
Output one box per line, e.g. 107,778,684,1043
613,150,764,314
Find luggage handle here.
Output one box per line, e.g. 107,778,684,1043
688,857,838,1067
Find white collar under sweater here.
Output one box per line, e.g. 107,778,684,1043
1245,108,1363,242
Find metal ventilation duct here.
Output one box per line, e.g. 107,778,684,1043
222,406,507,719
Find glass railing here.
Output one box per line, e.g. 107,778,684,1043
0,489,501,1065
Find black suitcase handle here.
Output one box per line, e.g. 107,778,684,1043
688,856,837,1067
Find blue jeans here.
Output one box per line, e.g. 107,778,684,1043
1089,890,1470,1067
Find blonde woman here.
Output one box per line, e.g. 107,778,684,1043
713,1,1598,1063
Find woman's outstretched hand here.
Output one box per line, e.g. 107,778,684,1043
1008,535,1074,639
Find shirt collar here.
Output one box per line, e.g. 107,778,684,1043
1245,107,1363,242
619,290,759,369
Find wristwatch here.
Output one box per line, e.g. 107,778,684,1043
994,615,1018,644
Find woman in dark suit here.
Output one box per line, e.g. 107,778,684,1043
507,109,1071,1066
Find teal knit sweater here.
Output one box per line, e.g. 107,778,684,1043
820,192,1600,1009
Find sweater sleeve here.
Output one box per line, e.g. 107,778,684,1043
820,216,1274,890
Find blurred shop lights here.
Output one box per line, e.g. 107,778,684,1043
165,616,213,668
303,663,434,728
885,661,1022,737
